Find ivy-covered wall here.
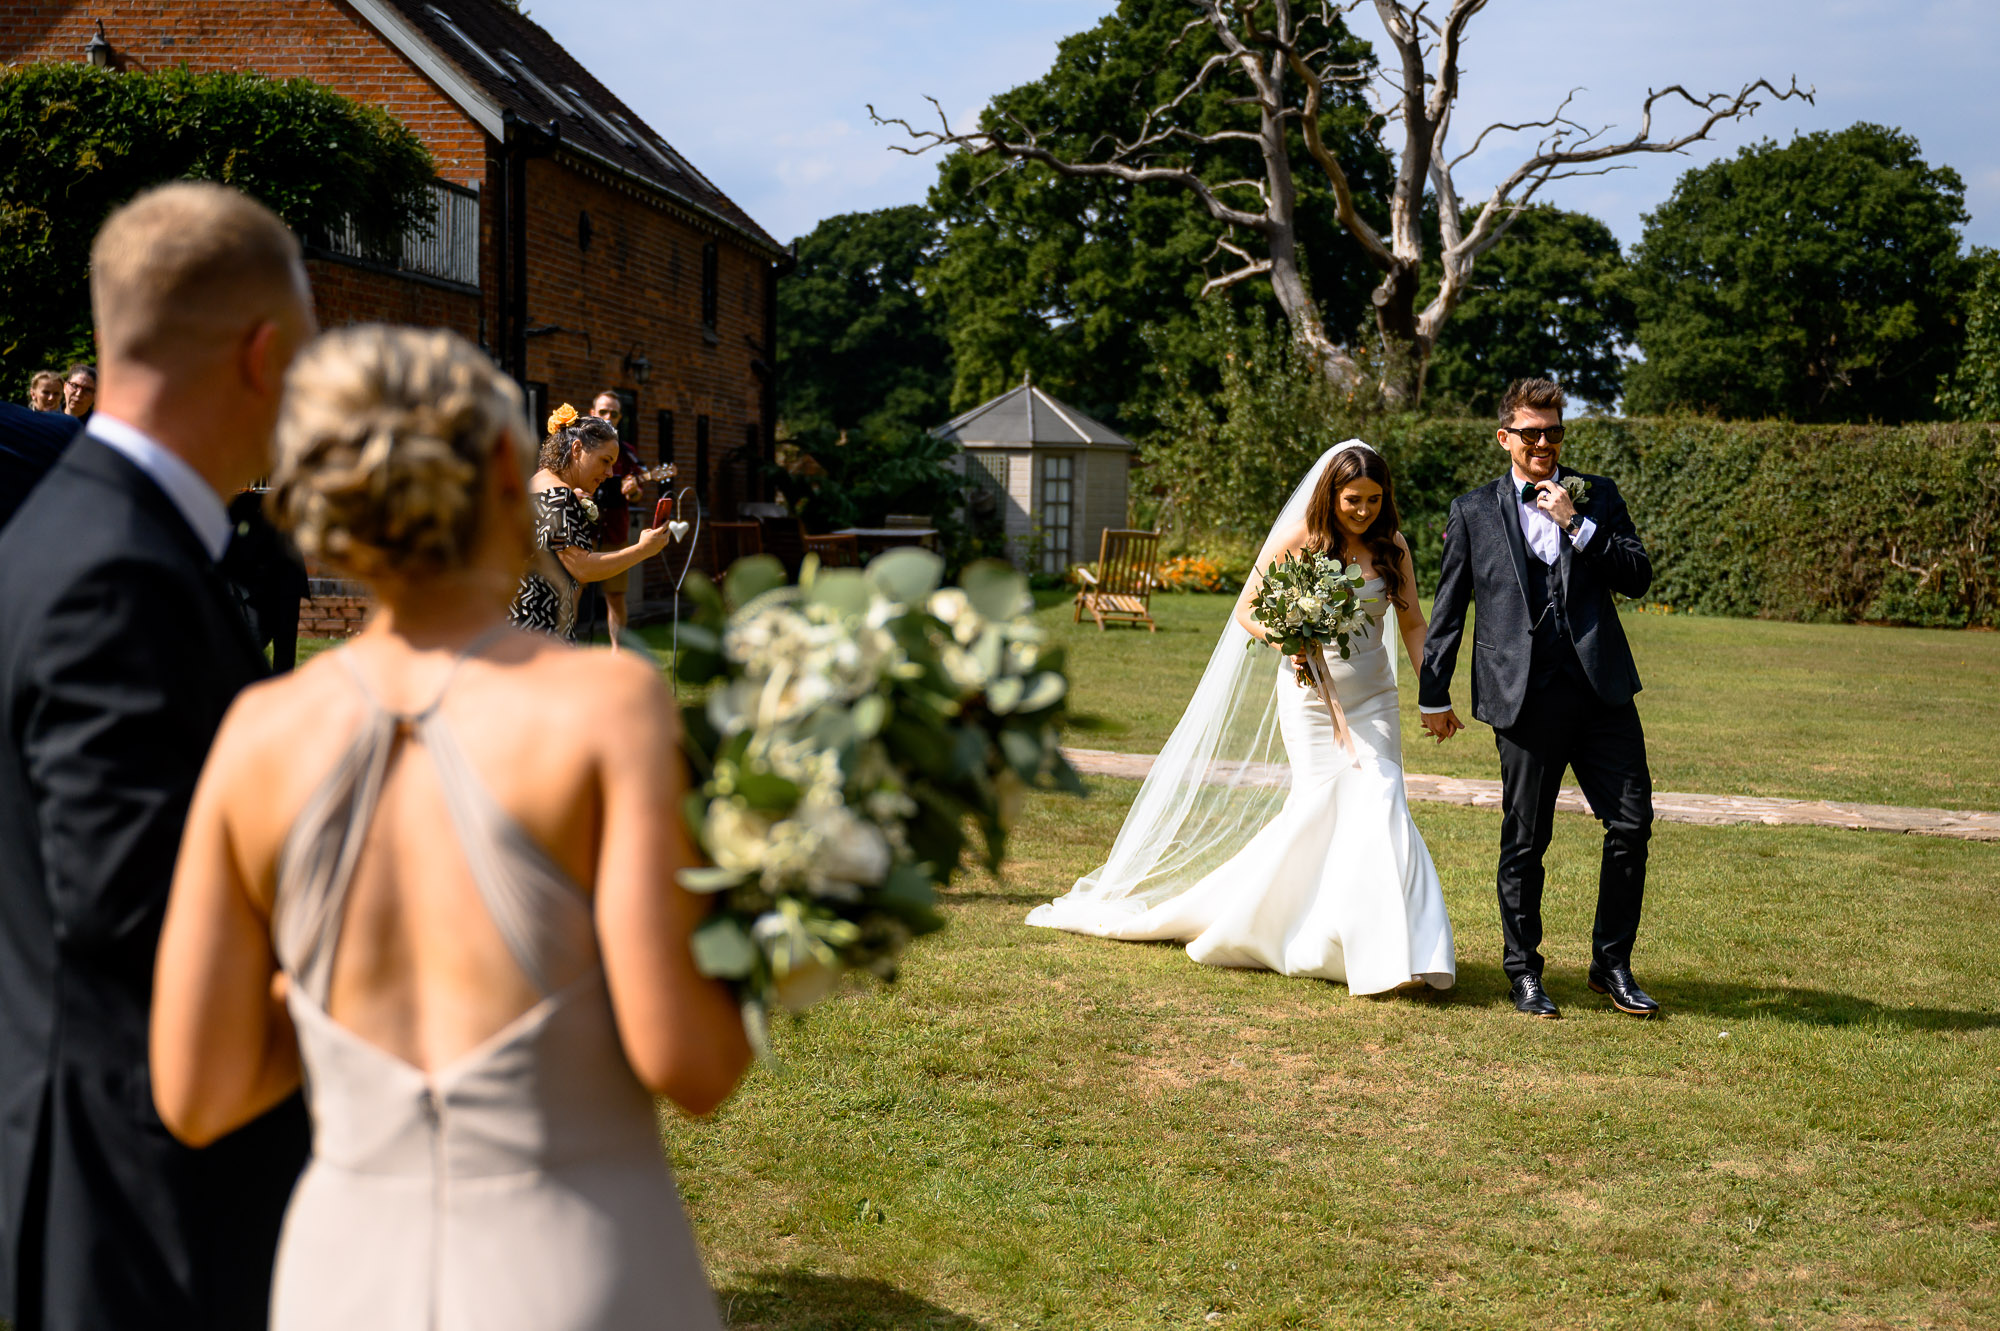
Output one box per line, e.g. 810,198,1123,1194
0,62,435,397
1369,418,2000,630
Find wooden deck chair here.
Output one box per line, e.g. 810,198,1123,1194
1074,528,1161,631
802,533,861,567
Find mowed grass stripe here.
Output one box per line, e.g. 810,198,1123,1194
675,782,1999,1330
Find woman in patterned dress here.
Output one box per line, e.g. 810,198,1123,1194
509,404,671,643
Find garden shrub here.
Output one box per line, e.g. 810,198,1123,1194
1150,410,2000,628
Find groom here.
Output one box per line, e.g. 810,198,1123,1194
1417,378,1658,1020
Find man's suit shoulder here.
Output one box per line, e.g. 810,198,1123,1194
0,449,215,669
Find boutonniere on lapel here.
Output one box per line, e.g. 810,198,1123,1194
1521,474,1592,509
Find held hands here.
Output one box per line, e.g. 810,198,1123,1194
1421,709,1463,743
1531,480,1577,529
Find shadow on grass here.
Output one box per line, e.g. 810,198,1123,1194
1454,961,2000,1030
720,1272,986,1330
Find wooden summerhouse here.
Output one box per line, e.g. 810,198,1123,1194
934,378,1134,575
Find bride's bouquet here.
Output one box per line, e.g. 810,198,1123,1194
1244,550,1372,739
672,549,1081,1049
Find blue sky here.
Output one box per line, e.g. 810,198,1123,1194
540,0,1999,254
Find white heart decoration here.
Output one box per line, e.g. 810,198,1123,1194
668,520,690,542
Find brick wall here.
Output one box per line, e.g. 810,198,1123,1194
11,0,779,614
305,257,481,338
299,593,369,638
2,1,488,182
517,153,773,601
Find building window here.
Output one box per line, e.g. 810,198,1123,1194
523,381,548,436
656,410,675,472
695,414,711,497
610,388,636,448
1039,454,1074,575
700,241,719,339
971,453,1008,497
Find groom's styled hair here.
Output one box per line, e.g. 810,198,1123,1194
1499,378,1565,425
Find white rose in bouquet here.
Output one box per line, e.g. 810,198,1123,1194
671,550,1083,1052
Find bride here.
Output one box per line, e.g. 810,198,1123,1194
1027,441,1455,994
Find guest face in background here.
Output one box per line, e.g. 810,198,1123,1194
63,365,97,418
590,392,620,428
28,371,61,412
562,435,622,494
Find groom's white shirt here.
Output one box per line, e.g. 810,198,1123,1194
1416,470,1600,716
1512,466,1597,565
87,413,233,563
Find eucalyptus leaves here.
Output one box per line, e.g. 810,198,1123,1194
673,550,1082,1048
1244,549,1373,686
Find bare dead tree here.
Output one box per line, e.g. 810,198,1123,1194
872,0,1812,404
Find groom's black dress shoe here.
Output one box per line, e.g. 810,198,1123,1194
1588,964,1660,1018
1509,973,1561,1019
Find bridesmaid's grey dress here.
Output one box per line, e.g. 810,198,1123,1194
267,646,723,1330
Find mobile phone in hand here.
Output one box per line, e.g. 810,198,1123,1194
653,496,673,528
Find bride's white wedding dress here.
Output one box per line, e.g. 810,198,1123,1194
1025,440,1454,994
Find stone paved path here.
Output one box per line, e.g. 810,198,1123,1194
1061,748,2000,843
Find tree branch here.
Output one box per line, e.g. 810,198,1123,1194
1199,233,1275,295
867,96,1275,234
1449,76,1814,266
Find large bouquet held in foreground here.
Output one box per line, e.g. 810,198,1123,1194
1244,549,1372,745
673,550,1082,1048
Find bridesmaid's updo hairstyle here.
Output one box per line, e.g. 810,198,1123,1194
1304,445,1408,610
539,406,619,477
270,325,532,579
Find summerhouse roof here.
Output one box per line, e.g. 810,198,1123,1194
349,0,785,257
932,381,1134,450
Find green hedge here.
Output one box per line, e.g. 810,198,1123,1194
1370,417,2000,629
1154,415,2000,629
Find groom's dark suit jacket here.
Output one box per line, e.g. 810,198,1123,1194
1419,469,1652,730
0,436,308,1330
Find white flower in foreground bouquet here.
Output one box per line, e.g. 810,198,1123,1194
671,549,1084,1051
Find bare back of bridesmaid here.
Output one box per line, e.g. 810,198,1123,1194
150,325,750,1330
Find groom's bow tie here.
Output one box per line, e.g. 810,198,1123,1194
1520,480,1542,505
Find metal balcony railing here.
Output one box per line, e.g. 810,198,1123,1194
314,180,480,289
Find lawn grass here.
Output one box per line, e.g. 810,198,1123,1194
675,782,2000,1331
307,590,2000,811
1048,593,2000,811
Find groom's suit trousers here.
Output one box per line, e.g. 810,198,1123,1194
1491,643,1653,982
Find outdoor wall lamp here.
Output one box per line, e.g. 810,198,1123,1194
84,19,113,68
622,347,652,383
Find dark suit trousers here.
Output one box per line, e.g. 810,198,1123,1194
1492,669,1653,980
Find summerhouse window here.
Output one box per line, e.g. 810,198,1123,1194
1040,455,1074,574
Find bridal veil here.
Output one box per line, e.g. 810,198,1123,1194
1033,440,1384,923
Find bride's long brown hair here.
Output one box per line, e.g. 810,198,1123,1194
1303,447,1407,609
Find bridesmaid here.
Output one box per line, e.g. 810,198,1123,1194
509,402,670,644
149,326,751,1329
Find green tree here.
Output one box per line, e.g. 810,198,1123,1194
776,205,952,438
1422,205,1635,415
918,0,1388,432
1625,123,1969,422
1937,247,2000,421
0,63,434,396
881,1,1800,407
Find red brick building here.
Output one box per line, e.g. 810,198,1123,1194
5,0,789,619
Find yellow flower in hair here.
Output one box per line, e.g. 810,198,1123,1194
546,402,579,435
